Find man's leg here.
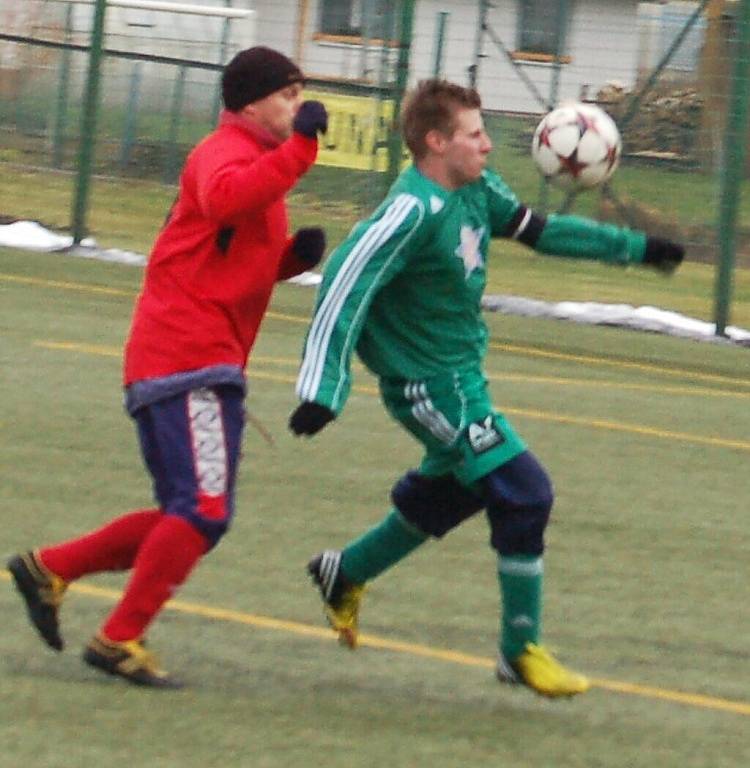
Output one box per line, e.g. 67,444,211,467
39,509,163,580
483,452,552,661
308,509,427,650
340,508,427,584
99,515,209,642
482,450,589,697
7,510,162,651
84,386,244,687
308,472,484,647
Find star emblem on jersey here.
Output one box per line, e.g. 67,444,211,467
429,195,444,214
455,225,485,278
468,415,504,454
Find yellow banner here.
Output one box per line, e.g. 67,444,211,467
307,89,400,172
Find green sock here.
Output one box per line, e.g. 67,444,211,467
340,508,428,584
498,554,544,661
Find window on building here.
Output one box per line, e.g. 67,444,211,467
318,0,394,41
517,0,574,58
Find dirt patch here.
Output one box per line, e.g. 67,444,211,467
597,82,703,165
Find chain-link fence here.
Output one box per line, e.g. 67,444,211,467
0,1,407,200
1,0,749,330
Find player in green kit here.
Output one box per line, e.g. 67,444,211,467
289,80,683,697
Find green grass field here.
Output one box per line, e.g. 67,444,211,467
1,165,749,330
7,85,750,238
1,242,749,768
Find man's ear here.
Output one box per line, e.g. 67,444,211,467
240,103,257,120
424,128,448,155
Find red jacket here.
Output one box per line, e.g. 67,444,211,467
124,110,317,385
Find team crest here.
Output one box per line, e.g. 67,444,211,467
455,225,485,278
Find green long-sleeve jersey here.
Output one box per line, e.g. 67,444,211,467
296,165,647,414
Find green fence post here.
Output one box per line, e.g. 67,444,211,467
715,0,750,336
52,3,74,168
385,0,416,189
469,0,489,88
120,62,142,170
369,3,396,183
71,0,108,244
538,0,570,214
432,12,449,77
359,0,373,78
164,66,187,184
548,0,568,105
211,1,233,126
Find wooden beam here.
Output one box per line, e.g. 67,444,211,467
296,0,310,65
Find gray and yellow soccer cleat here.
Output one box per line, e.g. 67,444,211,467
497,643,590,698
307,550,365,649
83,635,183,689
7,551,68,651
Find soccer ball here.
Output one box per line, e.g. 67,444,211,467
531,103,621,189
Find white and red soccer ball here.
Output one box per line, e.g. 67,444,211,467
531,103,621,189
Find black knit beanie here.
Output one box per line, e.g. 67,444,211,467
222,46,304,111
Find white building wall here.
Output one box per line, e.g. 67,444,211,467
292,0,641,116
418,0,641,114
254,0,299,60
3,0,644,116
12,0,259,110
409,0,483,87
562,0,642,101
296,0,393,81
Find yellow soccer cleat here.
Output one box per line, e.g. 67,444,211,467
83,635,183,689
496,643,590,698
7,550,68,651
308,550,365,649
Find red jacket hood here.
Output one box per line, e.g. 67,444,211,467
218,109,283,150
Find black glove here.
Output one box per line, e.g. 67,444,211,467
642,237,685,274
289,402,335,436
293,100,328,138
292,227,326,267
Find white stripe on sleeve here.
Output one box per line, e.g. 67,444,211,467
296,194,422,402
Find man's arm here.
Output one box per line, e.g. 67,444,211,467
483,170,683,272
277,227,326,281
196,101,327,223
483,173,683,273
505,207,684,273
290,193,426,435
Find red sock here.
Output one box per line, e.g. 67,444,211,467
38,509,163,582
101,515,209,642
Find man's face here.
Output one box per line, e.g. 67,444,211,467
434,107,493,188
241,82,304,140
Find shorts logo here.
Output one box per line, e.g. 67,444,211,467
468,415,504,454
188,388,227,496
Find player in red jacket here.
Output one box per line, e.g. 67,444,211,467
8,47,328,688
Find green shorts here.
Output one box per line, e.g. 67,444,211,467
379,368,526,486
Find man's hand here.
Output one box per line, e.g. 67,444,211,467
289,402,335,436
293,101,328,138
642,237,685,274
292,227,326,267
